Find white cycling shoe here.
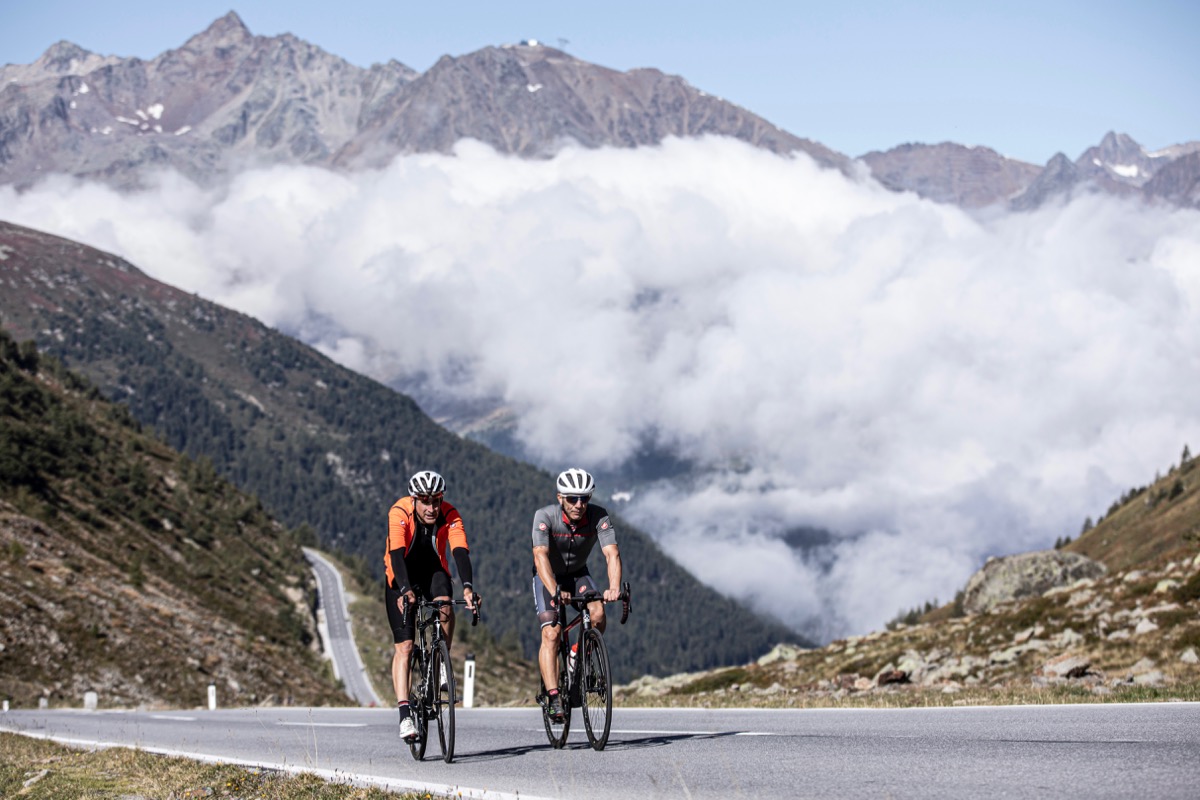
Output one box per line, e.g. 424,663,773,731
399,716,418,740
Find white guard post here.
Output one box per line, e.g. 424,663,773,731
463,653,476,708
208,684,217,710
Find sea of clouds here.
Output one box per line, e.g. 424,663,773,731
3,135,1198,642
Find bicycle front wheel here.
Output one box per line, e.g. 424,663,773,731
406,647,428,761
580,628,612,750
432,639,456,763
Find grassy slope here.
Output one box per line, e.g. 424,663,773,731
0,327,347,709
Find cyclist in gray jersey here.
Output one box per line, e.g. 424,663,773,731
532,467,622,722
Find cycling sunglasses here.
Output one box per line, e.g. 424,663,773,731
563,495,591,506
415,493,444,504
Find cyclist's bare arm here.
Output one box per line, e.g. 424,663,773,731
533,545,568,604
601,543,622,602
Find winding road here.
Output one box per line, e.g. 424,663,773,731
303,547,383,708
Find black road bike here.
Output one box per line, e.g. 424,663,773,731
536,582,632,750
403,596,480,763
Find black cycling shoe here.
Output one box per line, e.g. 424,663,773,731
546,692,565,723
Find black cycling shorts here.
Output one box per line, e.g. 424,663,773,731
532,571,599,627
386,568,452,644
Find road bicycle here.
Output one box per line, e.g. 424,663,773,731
403,596,480,763
536,582,631,751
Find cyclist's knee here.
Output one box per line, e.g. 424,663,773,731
395,640,412,656
540,624,560,644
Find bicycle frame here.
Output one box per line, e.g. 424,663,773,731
403,596,480,763
538,582,631,750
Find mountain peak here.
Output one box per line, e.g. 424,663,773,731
184,10,253,50
1076,131,1155,187
31,40,103,74
1093,131,1145,161
0,40,118,86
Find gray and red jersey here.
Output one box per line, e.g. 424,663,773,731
531,502,617,577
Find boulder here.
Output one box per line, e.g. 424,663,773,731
962,550,1107,614
1037,653,1092,680
756,643,809,666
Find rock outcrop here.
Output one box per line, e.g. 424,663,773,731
961,550,1107,614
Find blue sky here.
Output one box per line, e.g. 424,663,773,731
2,0,1197,164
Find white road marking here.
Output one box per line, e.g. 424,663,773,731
532,727,780,736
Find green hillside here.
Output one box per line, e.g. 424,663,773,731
0,326,347,708
0,219,801,681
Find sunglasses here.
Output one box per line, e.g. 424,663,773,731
415,493,444,504
563,495,591,506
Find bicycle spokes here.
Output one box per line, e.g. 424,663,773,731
406,648,428,761
432,638,456,763
580,629,612,751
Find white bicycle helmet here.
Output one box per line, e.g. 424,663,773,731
409,470,446,497
556,468,595,496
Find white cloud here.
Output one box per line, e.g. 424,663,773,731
2,135,1198,641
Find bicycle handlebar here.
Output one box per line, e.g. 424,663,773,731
554,582,633,624
401,595,483,627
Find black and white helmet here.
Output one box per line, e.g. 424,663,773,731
556,468,595,496
409,470,446,497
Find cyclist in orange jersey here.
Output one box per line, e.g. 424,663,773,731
384,470,477,740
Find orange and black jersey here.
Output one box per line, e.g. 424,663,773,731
384,496,473,592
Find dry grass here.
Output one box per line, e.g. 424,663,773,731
0,732,436,799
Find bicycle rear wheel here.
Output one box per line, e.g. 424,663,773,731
580,628,612,750
539,643,571,749
432,639,456,763
406,647,428,761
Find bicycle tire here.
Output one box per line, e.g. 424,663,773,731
580,628,612,750
432,639,456,763
539,642,571,748
406,646,428,761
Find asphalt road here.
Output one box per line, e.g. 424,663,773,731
303,547,383,707
3,702,1198,799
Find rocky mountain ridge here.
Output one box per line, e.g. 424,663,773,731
0,11,843,190
3,12,1195,210
863,132,1200,211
